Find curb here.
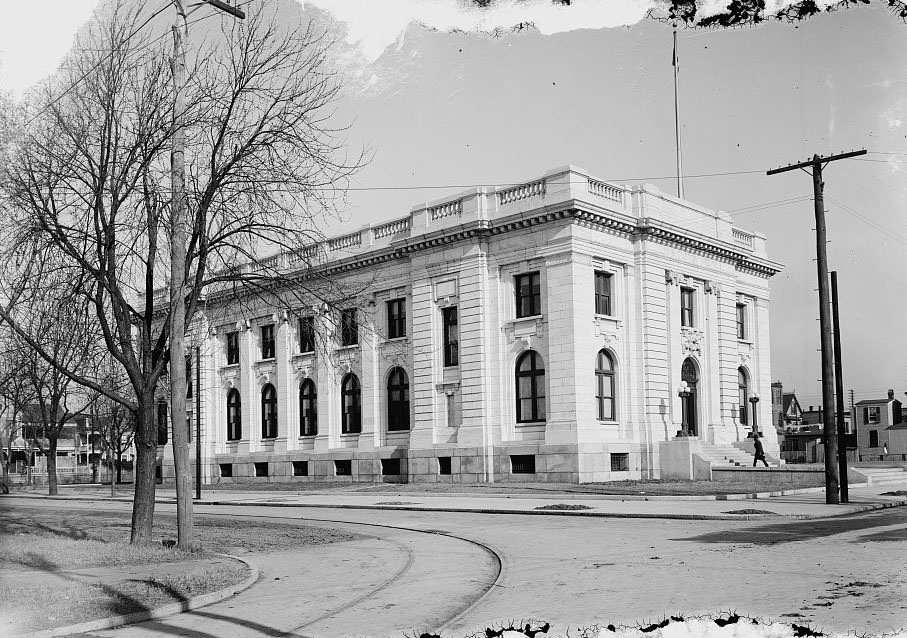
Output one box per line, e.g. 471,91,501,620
12,553,259,638
193,496,907,521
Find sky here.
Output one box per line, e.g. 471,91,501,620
1,0,905,409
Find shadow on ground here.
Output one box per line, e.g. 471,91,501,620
673,508,907,545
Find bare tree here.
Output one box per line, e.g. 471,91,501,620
17,283,96,496
0,1,361,543
0,334,36,492
88,361,137,496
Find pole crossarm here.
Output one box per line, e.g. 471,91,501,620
204,0,245,19
765,147,866,505
766,149,866,175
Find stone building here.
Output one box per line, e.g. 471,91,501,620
156,165,782,484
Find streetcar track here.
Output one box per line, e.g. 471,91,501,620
5,498,505,635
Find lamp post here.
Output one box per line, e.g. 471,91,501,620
749,393,761,437
677,381,692,437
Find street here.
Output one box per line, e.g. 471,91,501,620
4,497,906,637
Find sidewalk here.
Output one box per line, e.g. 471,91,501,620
12,481,907,520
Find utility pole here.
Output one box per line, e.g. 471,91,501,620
672,24,684,200
767,149,865,505
169,0,244,550
831,271,848,503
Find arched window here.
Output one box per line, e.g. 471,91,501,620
595,350,616,421
261,383,278,438
341,373,361,434
226,389,242,441
516,350,546,423
738,368,749,426
681,358,699,436
387,367,410,431
299,379,317,436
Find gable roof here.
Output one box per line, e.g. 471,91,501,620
782,393,802,415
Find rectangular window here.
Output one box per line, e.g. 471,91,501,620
226,331,239,365
438,456,452,475
680,287,694,328
334,459,352,476
186,354,193,399
156,402,168,445
340,308,358,346
515,272,541,318
254,462,268,477
442,306,459,367
219,463,233,478
298,316,315,353
869,430,879,448
594,271,613,316
736,303,747,340
610,452,630,472
260,324,275,359
381,458,401,476
292,461,308,477
387,298,406,339
867,407,880,424
510,454,536,474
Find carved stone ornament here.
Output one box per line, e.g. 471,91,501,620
738,342,753,366
220,372,237,390
681,327,704,356
504,317,545,349
435,381,460,396
255,362,276,386
704,280,715,295
594,316,623,340
665,269,677,285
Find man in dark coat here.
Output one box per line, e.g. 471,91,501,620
752,433,769,467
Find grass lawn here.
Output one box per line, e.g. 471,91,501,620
203,477,822,496
0,506,360,634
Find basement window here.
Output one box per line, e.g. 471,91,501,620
292,461,308,477
610,453,630,472
438,456,452,475
334,459,352,476
219,463,233,478
510,454,536,474
254,462,268,477
381,458,401,476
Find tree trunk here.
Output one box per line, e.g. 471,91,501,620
110,454,116,496
130,396,157,544
116,450,122,484
47,437,58,496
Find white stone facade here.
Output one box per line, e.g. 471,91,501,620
156,165,782,484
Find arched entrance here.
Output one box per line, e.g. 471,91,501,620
681,358,699,436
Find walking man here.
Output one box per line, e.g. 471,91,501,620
752,433,769,468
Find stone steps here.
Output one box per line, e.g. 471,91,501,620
697,443,778,468
852,467,907,485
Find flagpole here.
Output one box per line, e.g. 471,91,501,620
672,24,684,200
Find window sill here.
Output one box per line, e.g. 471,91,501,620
513,314,543,322
516,421,546,427
383,336,408,344
387,428,410,434
256,358,276,364
336,344,359,351
594,313,617,320
737,339,753,345
226,439,242,444
340,431,361,437
222,363,240,370
296,350,316,356
596,419,618,425
298,434,317,439
260,437,278,442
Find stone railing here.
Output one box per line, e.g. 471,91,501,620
588,178,623,204
328,231,362,252
497,179,545,206
429,199,462,221
373,216,411,239
732,228,754,249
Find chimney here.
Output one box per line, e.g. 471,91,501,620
889,389,895,400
